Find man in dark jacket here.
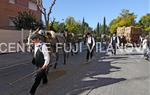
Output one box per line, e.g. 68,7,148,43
110,33,120,55
86,32,95,62
29,33,50,95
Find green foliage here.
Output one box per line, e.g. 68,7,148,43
74,22,82,35
48,20,65,32
81,18,85,34
65,17,91,35
96,22,100,36
95,22,109,41
51,21,59,32
95,17,108,39
59,22,66,32
47,16,92,36
109,9,136,33
109,17,121,33
95,22,101,41
83,22,90,33
139,13,150,32
13,11,38,30
65,17,77,32
81,18,90,34
103,17,106,34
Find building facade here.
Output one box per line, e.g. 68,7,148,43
117,26,141,44
0,0,41,29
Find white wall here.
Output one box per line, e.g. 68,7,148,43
0,29,29,53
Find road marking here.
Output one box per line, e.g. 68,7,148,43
0,60,31,70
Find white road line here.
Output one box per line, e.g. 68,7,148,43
0,60,31,70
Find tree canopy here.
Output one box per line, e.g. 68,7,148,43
139,13,150,32
109,9,136,33
65,17,77,32
64,17,91,35
13,11,39,30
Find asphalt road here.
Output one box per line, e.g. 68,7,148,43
0,49,149,95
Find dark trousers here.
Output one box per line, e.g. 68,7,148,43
112,44,116,55
30,69,48,94
86,44,94,61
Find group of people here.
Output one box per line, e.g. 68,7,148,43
28,27,150,95
84,32,125,61
109,33,150,58
28,29,94,95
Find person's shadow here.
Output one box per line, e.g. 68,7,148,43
64,55,126,95
39,53,127,95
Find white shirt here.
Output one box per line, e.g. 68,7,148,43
87,37,92,44
34,43,50,65
112,36,116,41
87,37,95,47
110,36,120,44
142,39,148,50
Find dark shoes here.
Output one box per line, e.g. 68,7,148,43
43,79,48,85
29,91,35,95
43,81,48,85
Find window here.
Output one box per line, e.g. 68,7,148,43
9,0,15,4
28,1,37,11
8,17,15,27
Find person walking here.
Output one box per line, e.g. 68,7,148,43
85,32,95,63
142,36,149,59
29,33,50,95
110,33,120,55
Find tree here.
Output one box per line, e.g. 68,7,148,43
120,9,135,18
81,18,85,35
96,22,100,36
139,13,150,32
48,19,66,33
94,22,101,41
103,17,106,34
80,18,92,35
109,9,136,33
65,17,76,32
36,0,56,29
82,20,90,34
109,17,121,33
74,22,82,35
65,17,83,35
59,22,66,33
51,21,59,32
13,11,38,30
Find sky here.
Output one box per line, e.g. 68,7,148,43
43,0,150,28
